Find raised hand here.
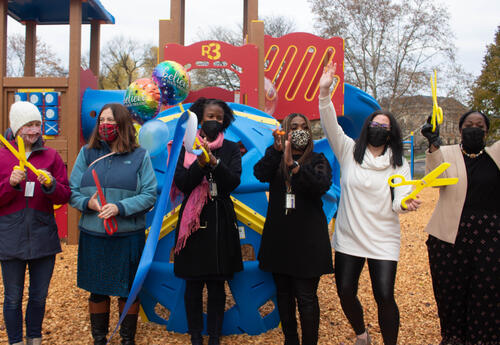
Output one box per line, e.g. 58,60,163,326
319,62,337,97
421,115,442,151
273,129,284,151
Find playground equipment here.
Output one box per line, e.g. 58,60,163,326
79,34,380,335
1,0,384,337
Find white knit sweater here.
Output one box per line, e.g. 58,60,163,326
319,96,412,261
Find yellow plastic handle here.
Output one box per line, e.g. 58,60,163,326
430,70,444,132
193,137,210,163
0,134,52,186
16,136,25,171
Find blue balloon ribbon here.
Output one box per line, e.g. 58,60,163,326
107,111,190,344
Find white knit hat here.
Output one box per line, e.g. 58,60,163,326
9,101,42,136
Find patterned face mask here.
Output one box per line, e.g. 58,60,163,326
98,123,119,142
18,125,41,145
290,129,311,150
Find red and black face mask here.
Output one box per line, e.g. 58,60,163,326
98,123,118,142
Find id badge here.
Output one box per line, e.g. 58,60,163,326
285,193,295,209
25,181,35,197
210,181,218,197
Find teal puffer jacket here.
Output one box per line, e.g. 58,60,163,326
69,142,157,236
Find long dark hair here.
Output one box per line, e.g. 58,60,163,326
88,103,139,153
189,97,235,130
280,113,314,179
353,110,403,168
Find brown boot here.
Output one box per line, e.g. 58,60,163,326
89,300,110,345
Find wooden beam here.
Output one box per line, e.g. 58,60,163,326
248,20,265,111
0,0,7,134
67,0,82,245
158,19,169,62
24,21,36,76
243,0,259,41
159,0,185,61
3,77,68,87
89,20,100,77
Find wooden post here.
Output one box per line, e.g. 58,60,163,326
243,0,258,41
89,20,100,77
248,20,265,111
159,0,184,61
24,21,36,77
67,0,82,244
0,0,7,131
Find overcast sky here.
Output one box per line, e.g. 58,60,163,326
6,0,500,83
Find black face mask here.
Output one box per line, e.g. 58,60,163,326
461,127,485,154
367,127,389,147
201,120,224,141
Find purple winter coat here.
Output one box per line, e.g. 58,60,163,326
0,138,71,260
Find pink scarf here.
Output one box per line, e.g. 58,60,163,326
174,131,224,254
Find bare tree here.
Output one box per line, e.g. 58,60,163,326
7,33,66,77
190,15,296,90
262,15,297,37
99,36,156,90
308,0,460,109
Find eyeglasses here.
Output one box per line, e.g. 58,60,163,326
369,121,390,130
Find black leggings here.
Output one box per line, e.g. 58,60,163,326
335,252,399,345
184,279,226,337
272,273,320,345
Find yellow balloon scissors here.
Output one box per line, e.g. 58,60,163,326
0,134,52,186
388,162,458,209
430,70,444,132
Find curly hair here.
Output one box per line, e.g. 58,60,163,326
188,97,235,130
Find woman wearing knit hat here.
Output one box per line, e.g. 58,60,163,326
421,110,499,345
0,101,71,345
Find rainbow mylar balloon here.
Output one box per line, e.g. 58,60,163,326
123,78,161,124
152,60,190,106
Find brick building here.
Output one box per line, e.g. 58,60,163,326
382,96,467,152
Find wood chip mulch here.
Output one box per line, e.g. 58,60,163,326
0,188,441,344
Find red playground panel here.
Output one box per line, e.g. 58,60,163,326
264,33,344,120
164,41,259,107
54,204,68,239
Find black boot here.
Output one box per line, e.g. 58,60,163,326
190,331,203,345
90,312,109,345
119,313,138,345
208,336,220,345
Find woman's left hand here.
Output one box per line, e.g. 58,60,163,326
198,138,217,167
98,203,119,219
284,133,300,174
404,198,422,211
37,169,53,187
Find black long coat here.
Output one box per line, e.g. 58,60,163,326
254,145,334,278
173,139,243,278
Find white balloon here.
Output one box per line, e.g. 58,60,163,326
183,110,203,156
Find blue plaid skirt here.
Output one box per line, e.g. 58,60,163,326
77,231,145,297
